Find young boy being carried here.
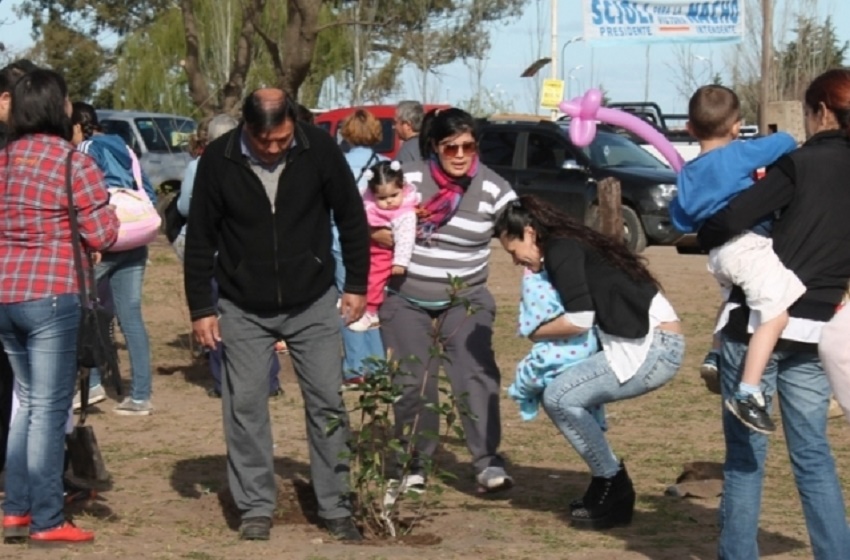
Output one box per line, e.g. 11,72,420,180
669,85,802,434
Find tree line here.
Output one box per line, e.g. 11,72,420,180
10,0,527,118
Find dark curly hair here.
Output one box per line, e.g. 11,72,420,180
70,101,102,140
494,195,659,287
365,160,404,194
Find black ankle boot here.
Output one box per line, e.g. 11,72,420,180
570,462,636,530
569,475,606,511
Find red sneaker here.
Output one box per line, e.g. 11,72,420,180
2,513,32,542
30,521,94,547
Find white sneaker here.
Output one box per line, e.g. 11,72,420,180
72,384,107,411
347,311,379,332
383,473,426,508
476,466,514,493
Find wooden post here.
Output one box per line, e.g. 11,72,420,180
758,0,773,135
598,177,623,242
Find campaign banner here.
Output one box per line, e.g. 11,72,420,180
583,0,745,44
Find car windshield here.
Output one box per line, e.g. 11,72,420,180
135,117,195,154
579,130,669,170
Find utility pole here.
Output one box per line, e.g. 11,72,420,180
758,0,773,134
550,0,558,119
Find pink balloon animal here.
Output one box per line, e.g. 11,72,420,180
558,89,685,172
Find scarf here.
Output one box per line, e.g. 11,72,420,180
417,155,479,242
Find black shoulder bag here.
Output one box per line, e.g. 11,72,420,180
63,152,119,482
355,151,379,184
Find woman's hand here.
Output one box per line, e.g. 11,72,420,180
92,251,103,265
371,227,394,248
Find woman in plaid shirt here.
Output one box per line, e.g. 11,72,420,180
0,69,118,546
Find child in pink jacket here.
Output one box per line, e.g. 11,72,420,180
349,161,420,331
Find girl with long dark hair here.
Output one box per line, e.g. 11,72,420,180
494,194,684,530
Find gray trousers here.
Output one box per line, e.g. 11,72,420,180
218,287,351,520
378,287,504,474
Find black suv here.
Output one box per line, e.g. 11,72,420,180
477,117,682,253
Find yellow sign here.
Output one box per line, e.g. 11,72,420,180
540,79,565,109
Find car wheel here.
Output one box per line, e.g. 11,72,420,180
622,206,647,254
586,204,648,253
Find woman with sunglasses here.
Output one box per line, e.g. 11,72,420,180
378,107,517,494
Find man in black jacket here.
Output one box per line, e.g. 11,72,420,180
184,89,369,542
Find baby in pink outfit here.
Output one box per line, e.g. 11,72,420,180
349,160,420,331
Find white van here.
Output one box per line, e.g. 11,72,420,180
97,110,196,193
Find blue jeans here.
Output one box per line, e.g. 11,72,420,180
718,337,850,560
332,221,385,381
90,246,152,401
0,294,79,531
542,329,684,477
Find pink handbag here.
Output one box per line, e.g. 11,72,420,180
106,150,161,252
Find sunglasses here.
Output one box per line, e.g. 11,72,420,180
438,141,477,157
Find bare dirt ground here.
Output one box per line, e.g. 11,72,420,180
3,237,848,560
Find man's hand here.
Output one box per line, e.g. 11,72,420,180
91,252,102,265
192,316,221,350
339,293,366,325
370,227,394,248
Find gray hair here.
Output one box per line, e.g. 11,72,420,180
396,100,424,133
208,114,238,141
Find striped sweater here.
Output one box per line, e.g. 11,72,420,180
387,160,516,302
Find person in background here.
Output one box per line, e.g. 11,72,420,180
176,113,283,399
0,68,118,546
69,102,156,416
698,68,850,560
184,88,369,542
394,100,424,163
495,195,683,530
380,107,516,494
0,58,38,480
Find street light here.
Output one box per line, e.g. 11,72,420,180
560,35,584,82
566,65,584,99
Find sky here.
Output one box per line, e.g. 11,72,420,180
1,0,848,117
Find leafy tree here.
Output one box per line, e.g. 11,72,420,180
18,0,172,36
728,0,847,123
776,15,848,102
26,17,106,102
333,0,527,103
19,0,529,114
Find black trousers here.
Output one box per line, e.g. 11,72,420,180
0,341,13,474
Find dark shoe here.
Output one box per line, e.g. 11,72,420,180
322,516,362,541
725,393,775,434
570,462,636,530
207,387,222,398
64,478,97,505
269,388,284,399
239,516,271,541
569,475,606,511
700,350,721,395
3,513,31,542
30,521,94,547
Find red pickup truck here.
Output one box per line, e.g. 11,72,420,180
314,104,447,159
